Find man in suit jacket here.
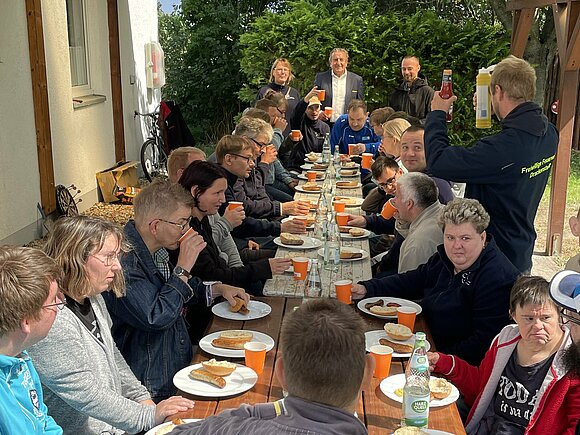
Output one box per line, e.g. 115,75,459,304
314,48,364,124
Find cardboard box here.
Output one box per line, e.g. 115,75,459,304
96,161,139,203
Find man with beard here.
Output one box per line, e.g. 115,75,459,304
389,56,434,121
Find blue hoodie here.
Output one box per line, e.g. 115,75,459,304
330,114,381,155
0,352,62,434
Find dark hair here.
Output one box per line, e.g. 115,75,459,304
509,275,554,313
255,99,278,111
403,124,424,135
179,161,228,211
371,155,399,179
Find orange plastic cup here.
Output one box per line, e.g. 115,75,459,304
397,306,417,331
336,212,349,226
291,130,301,141
380,199,396,219
307,171,317,182
292,257,309,281
228,201,243,210
334,280,353,304
178,227,194,243
334,200,346,213
362,153,373,170
370,344,393,379
324,107,333,117
318,89,326,101
244,341,267,375
348,144,358,155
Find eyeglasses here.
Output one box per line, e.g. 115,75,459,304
560,308,580,326
230,153,255,165
90,252,121,267
42,290,66,311
276,107,286,116
157,216,193,231
375,175,397,190
248,138,269,149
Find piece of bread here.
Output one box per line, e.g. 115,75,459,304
156,419,186,435
340,250,363,260
219,330,253,341
229,296,249,314
334,196,356,205
211,337,248,350
340,169,358,176
189,368,226,388
349,227,366,237
336,180,358,187
384,323,413,340
302,182,321,192
201,359,237,376
280,232,304,245
312,163,328,170
393,427,427,435
342,161,357,168
370,305,398,316
379,338,414,354
429,378,453,400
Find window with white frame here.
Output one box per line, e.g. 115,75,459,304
66,0,90,91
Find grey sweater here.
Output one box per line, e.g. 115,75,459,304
28,294,156,434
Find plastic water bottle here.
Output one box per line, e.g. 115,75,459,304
321,133,331,164
315,195,328,240
402,332,430,428
323,213,341,272
476,68,492,129
303,259,322,303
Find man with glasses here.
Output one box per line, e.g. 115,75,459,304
0,246,63,434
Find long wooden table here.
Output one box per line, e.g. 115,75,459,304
174,296,466,434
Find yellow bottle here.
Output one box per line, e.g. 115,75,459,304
476,68,492,129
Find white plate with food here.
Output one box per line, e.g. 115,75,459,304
339,169,361,178
316,247,369,262
333,196,364,207
364,330,431,358
295,184,323,194
211,300,271,321
300,163,328,172
338,226,371,239
199,330,275,358
297,172,326,181
274,235,322,249
145,418,200,435
173,363,258,398
341,161,360,168
335,181,363,189
380,374,459,408
357,297,423,319
304,152,321,162
281,216,315,230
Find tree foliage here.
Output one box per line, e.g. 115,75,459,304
240,0,510,144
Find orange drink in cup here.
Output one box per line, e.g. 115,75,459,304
318,89,326,100
336,212,349,226
178,227,194,243
324,107,333,117
361,153,373,170
370,344,393,379
334,280,352,304
307,170,317,182
291,130,301,141
397,307,417,331
292,257,309,281
381,199,396,219
334,200,346,213
244,342,267,375
228,201,243,210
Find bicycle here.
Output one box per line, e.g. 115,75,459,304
134,108,168,181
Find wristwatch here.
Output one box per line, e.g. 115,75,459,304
174,266,191,279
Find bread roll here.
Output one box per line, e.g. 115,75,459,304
384,323,413,340
189,368,226,388
211,337,248,350
429,378,452,400
340,250,363,260
393,427,427,435
349,228,366,237
280,233,304,245
201,359,237,376
370,305,398,316
379,338,414,354
302,182,321,192
219,330,253,341
336,180,357,187
229,296,249,314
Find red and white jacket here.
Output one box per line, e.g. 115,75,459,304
434,324,580,435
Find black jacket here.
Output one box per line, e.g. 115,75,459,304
389,74,435,120
288,99,330,170
257,82,301,136
424,102,559,272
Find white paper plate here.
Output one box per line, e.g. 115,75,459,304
380,374,459,408
295,184,323,194
274,236,322,249
339,226,371,239
199,330,275,358
297,173,326,181
211,300,271,321
173,363,258,398
365,330,431,358
341,162,360,168
145,419,200,435
300,163,328,171
339,170,361,178
335,182,362,189
357,297,423,319
281,216,314,230
333,196,364,207
317,247,369,262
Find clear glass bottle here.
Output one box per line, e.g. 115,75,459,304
302,259,322,303
321,133,331,164
402,332,430,428
333,143,342,181
323,212,341,272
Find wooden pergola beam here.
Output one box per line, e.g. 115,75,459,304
511,8,536,56
507,0,579,11
565,1,580,69
25,0,56,214
107,0,125,163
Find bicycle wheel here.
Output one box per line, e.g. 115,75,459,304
55,185,79,216
140,138,168,182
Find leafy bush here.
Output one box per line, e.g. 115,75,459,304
240,0,510,145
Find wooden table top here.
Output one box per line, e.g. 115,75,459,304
174,296,466,435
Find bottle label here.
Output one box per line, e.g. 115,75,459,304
402,392,430,428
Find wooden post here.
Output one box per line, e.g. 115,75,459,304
25,0,56,214
511,8,535,57
107,0,126,163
